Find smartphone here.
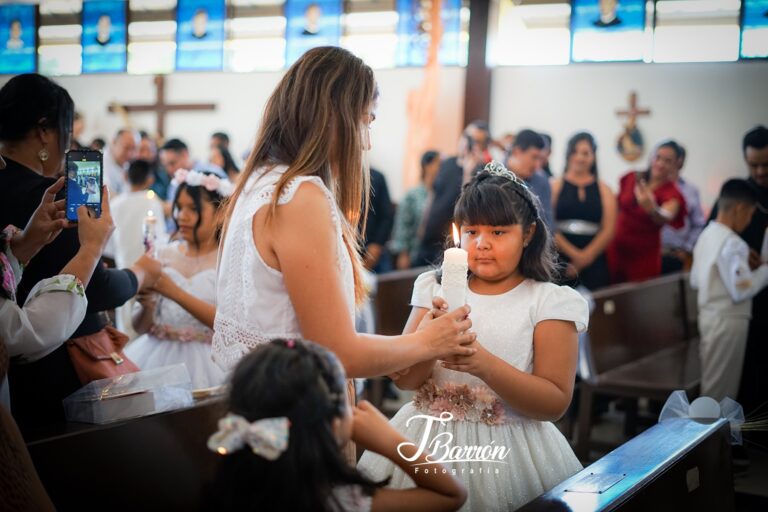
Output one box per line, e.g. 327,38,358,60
65,149,103,222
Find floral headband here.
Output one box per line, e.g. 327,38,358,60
207,414,290,459
172,169,234,197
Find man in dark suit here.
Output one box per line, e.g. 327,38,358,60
413,121,492,266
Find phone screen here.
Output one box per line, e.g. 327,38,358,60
66,150,103,222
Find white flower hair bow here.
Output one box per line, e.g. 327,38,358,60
207,414,290,460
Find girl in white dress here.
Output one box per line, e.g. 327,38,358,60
207,338,466,512
359,162,589,511
127,170,232,389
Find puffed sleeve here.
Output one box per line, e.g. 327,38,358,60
533,283,589,333
409,270,441,309
1,274,87,363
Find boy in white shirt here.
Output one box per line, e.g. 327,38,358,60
691,179,768,400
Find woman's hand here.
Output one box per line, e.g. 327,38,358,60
633,179,657,213
351,400,403,455
10,177,68,264
76,186,114,257
135,290,158,310
150,271,178,298
418,304,476,360
569,248,594,271
131,253,162,290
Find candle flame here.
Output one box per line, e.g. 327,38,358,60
452,223,460,246
146,210,154,218
146,190,155,200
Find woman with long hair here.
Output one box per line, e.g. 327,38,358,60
551,132,616,290
214,47,475,460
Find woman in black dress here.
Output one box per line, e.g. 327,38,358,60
0,74,160,433
551,132,616,290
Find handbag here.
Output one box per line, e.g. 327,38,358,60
66,325,140,385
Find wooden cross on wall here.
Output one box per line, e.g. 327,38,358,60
107,75,216,140
615,91,651,124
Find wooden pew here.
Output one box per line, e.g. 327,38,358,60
372,266,431,336
575,273,700,459
519,418,734,511
27,399,224,511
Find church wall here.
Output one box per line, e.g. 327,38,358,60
0,67,466,201
2,61,766,207
490,61,768,209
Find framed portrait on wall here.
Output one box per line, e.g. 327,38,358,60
82,0,127,73
396,0,462,66
0,3,37,74
176,0,226,71
740,0,768,58
284,0,342,66
570,0,646,62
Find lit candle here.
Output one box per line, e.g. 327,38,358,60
142,209,158,258
441,223,468,311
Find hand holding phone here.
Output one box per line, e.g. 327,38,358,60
66,150,104,222
75,186,114,257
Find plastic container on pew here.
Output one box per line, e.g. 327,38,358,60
63,364,194,424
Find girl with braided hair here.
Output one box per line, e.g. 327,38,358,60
359,162,588,511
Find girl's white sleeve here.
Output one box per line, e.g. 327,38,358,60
409,270,440,309
533,284,590,333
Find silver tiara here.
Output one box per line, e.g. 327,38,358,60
481,161,538,215
482,161,526,187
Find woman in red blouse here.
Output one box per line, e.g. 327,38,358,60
608,140,687,283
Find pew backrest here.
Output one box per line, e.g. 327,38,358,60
585,273,690,379
373,266,431,335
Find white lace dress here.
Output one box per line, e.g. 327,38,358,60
358,271,588,512
125,242,226,389
212,165,356,370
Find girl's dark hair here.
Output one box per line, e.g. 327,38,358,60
215,144,240,176
453,172,559,282
208,339,383,511
565,132,598,177
172,173,227,247
420,150,440,181
0,74,74,155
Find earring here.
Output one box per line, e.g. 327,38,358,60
38,148,49,162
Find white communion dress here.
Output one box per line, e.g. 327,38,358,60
358,271,589,511
125,242,225,389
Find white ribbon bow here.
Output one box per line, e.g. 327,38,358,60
207,414,290,460
659,390,745,445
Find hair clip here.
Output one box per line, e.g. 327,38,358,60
285,339,296,348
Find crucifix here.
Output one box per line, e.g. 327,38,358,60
616,91,651,124
615,91,651,162
107,75,216,140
